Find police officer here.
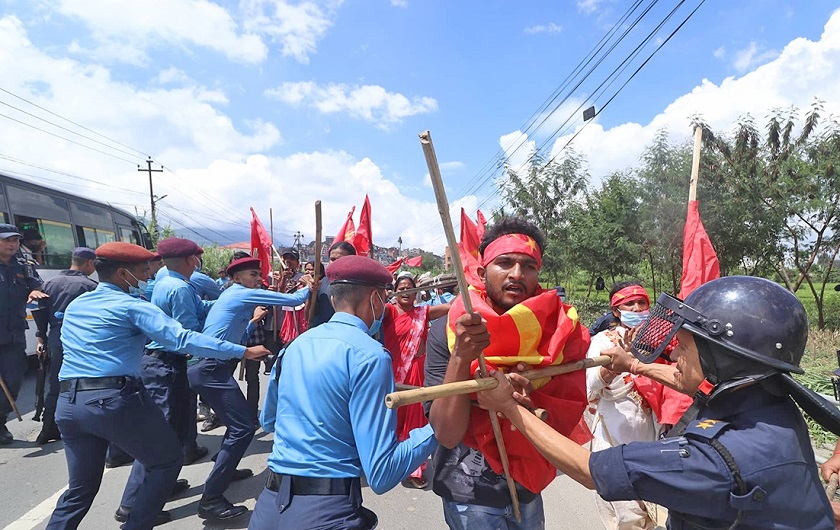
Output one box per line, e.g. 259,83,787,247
190,256,313,521
250,255,439,530
478,276,839,529
32,247,98,445
45,242,270,530
115,237,212,523
0,223,45,445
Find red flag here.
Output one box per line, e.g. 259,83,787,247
353,195,372,257
678,200,720,299
335,206,356,243
386,258,404,274
404,255,422,268
457,208,482,287
249,207,272,280
476,209,487,240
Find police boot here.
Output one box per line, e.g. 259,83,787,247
0,423,12,446
36,416,61,445
114,506,172,526
197,496,247,520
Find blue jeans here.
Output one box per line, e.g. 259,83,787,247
442,495,545,530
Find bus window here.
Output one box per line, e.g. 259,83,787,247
6,185,71,222
14,215,75,269
0,184,8,223
70,201,113,230
77,226,116,248
118,225,140,245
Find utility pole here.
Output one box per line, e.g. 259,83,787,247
398,236,403,257
293,231,304,258
138,157,164,239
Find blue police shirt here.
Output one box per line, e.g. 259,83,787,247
261,312,437,494
149,267,222,301
59,282,246,380
37,270,97,347
202,283,309,344
589,384,833,529
146,270,214,351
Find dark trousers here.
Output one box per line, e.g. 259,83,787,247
47,381,183,530
0,342,26,423
121,352,190,508
249,479,377,530
44,336,63,421
188,358,255,500
244,359,260,419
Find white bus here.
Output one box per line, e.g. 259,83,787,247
0,173,152,355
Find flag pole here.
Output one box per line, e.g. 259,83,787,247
419,130,521,522
689,126,702,202
307,201,322,323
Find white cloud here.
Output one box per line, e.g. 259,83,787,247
390,0,408,7
732,41,779,72
713,46,726,59
499,10,840,186
266,81,438,128
524,23,563,35
241,0,341,64
577,0,603,15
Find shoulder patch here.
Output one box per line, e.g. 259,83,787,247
685,418,729,440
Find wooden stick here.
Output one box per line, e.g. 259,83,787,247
387,280,458,298
386,355,610,408
827,473,839,501
307,201,322,323
688,125,702,202
419,130,521,521
0,373,22,421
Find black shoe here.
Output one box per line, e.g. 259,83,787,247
35,420,61,445
114,506,172,526
170,478,189,497
0,424,13,446
197,496,247,520
231,468,253,482
200,413,222,432
197,403,211,422
105,453,135,468
183,445,209,465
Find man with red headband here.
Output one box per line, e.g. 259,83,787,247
426,217,590,529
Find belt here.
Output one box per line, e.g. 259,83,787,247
144,349,185,364
59,376,128,393
265,471,356,496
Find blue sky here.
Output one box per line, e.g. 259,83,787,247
1,0,839,253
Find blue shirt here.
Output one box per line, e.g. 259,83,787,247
261,312,437,494
59,282,246,380
146,270,214,351
36,270,97,347
150,267,223,301
589,384,833,529
202,283,310,344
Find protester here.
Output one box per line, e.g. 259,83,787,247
250,255,442,529
478,276,838,529
427,217,590,529
308,241,356,328
45,242,269,530
190,257,313,521
0,223,45,445
585,281,658,530
32,247,97,446
382,271,450,488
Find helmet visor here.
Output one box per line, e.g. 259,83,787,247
630,293,703,363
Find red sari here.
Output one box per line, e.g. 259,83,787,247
382,303,430,480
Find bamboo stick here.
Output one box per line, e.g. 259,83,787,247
0,374,22,421
419,130,520,521
307,201,322,323
688,126,702,202
386,355,610,408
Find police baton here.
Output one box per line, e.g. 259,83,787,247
0,373,23,422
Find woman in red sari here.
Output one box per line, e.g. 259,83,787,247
382,272,451,488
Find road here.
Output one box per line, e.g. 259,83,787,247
1,369,609,530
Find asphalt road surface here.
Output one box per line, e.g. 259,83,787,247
1,369,610,530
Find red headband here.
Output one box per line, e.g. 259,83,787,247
481,233,542,269
610,285,650,308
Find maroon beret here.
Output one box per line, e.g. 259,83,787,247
96,242,155,263
157,237,204,259
151,252,162,262
227,257,262,276
326,255,392,288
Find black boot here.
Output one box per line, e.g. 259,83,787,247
36,416,61,445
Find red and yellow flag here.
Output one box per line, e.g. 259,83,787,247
447,287,591,493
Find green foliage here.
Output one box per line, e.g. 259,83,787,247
200,245,235,279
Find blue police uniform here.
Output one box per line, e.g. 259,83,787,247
46,282,247,530
189,283,310,506
149,267,222,301
249,312,438,530
119,270,214,510
35,270,97,427
589,384,834,529
0,252,42,429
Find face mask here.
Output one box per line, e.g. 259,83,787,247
125,270,148,297
193,256,203,272
620,309,649,328
368,292,386,336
